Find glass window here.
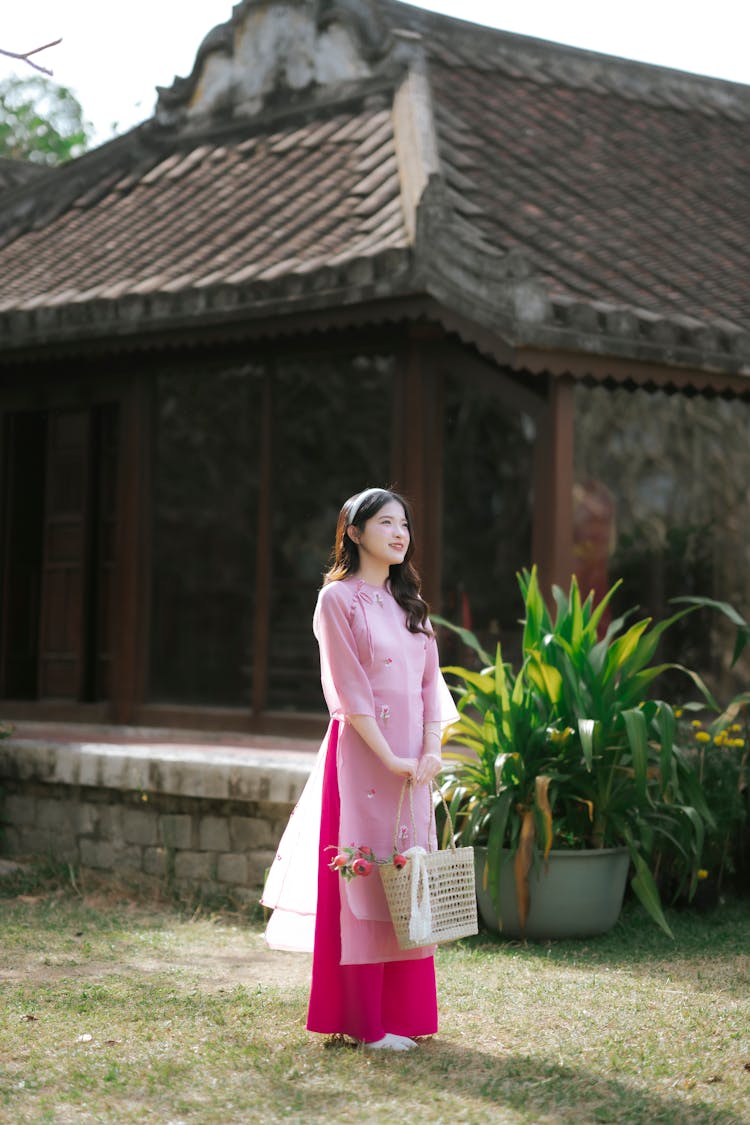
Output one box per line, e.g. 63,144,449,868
268,354,394,711
150,364,262,705
441,374,534,664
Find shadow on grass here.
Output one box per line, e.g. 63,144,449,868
266,1038,746,1125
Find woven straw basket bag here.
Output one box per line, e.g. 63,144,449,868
380,780,478,950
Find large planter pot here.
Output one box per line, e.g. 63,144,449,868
475,846,630,940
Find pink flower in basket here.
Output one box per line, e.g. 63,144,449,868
392,853,408,870
327,844,378,880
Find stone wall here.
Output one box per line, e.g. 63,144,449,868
0,738,315,905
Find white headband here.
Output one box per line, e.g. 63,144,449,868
347,487,388,526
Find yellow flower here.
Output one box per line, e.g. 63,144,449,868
695,731,711,743
691,720,703,728
729,724,743,733
674,709,683,718
697,869,709,880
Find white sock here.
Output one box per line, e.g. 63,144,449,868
363,1032,417,1051
386,1033,418,1048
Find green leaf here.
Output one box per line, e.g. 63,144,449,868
618,605,702,681
494,751,515,793
463,801,491,845
617,665,672,709
442,666,496,695
667,664,719,712
432,616,493,666
681,805,705,865
621,709,649,798
520,567,545,652
569,575,584,647
589,607,637,676
510,669,526,709
585,579,623,640
578,718,596,771
493,644,512,733
709,692,750,735
525,652,563,704
673,595,747,629
486,793,512,912
551,583,570,626
603,619,651,683
628,849,674,938
441,787,469,847
676,765,716,829
656,703,676,793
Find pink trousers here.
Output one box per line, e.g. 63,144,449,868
306,722,438,1042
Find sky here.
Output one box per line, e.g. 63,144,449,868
2,1,748,144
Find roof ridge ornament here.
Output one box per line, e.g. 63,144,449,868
392,57,440,244
314,0,392,61
156,0,397,126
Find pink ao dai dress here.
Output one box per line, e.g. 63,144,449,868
262,576,456,967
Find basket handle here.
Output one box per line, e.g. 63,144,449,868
393,778,457,855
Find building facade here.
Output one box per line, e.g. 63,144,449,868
0,0,748,731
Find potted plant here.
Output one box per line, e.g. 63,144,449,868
436,568,717,939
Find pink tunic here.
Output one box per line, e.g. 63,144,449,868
262,576,456,966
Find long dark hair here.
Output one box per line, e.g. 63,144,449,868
324,488,431,635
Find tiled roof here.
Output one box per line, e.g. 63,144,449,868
402,3,750,376
377,1,750,339
0,0,748,380
430,64,749,336
0,105,408,311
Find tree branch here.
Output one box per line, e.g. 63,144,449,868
0,39,62,77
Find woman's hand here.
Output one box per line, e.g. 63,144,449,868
387,755,419,781
347,715,417,778
416,753,442,785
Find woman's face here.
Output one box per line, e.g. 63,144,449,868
350,499,410,569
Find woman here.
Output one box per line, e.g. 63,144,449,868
262,487,456,1051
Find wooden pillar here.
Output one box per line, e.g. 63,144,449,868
391,333,444,611
110,375,151,724
531,373,575,595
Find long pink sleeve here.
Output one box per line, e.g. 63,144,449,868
313,582,376,720
422,625,459,730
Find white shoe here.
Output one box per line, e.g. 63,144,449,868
363,1033,417,1051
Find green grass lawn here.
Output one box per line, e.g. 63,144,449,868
0,866,748,1125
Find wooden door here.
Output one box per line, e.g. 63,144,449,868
0,412,46,698
1,404,120,704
